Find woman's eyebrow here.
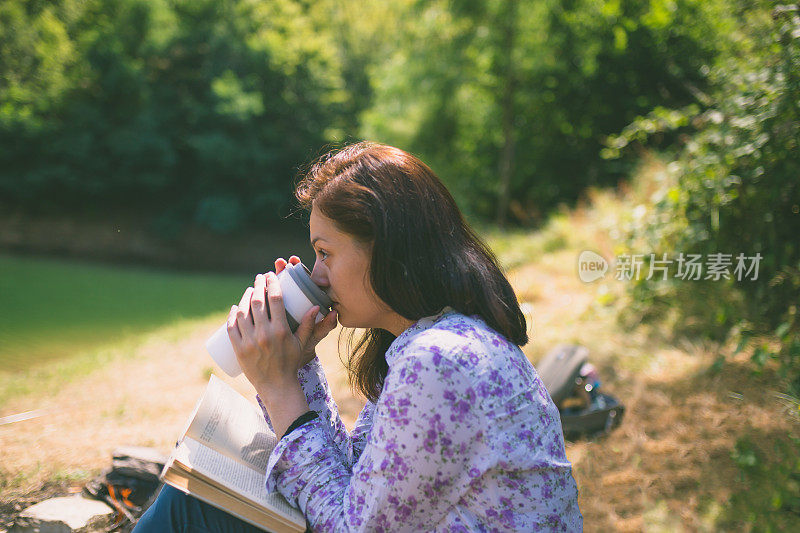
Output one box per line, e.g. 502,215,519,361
311,237,329,247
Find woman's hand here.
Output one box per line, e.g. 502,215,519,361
274,256,337,367
227,256,338,391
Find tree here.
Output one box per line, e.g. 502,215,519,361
0,0,357,234
361,0,733,225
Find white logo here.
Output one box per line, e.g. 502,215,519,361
578,251,608,283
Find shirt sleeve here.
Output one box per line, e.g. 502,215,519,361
264,346,485,531
348,401,375,466
257,355,351,461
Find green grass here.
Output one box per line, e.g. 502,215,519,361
0,254,251,374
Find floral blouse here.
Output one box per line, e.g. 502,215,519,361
259,310,582,532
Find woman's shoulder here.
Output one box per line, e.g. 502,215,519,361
389,311,548,413
426,311,517,350
395,311,524,375
397,311,484,348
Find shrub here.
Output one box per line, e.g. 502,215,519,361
606,3,800,397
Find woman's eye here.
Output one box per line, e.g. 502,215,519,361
317,249,328,261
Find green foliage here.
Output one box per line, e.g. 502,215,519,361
0,0,779,232
0,0,79,122
362,0,734,223
723,434,800,531
608,2,800,397
0,0,352,233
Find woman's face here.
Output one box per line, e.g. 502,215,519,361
309,206,405,333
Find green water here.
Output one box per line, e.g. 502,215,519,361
0,254,252,373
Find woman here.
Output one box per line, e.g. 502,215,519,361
136,142,582,531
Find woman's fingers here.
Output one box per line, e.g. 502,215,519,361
295,306,319,347
227,305,242,342
251,274,268,322
310,309,338,345
276,255,300,275
235,287,255,338
237,287,254,323
265,272,289,330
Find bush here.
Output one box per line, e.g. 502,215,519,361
723,433,800,531
606,3,800,397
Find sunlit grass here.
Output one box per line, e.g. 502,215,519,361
0,254,250,373
0,315,225,406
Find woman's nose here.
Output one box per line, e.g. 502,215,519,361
310,260,329,288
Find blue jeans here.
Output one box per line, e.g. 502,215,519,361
133,484,273,533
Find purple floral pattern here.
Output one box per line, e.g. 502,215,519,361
263,311,582,532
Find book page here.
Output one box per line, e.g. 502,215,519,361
174,438,304,524
184,375,278,471
163,469,304,532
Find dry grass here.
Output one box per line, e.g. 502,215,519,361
2,173,798,530
503,165,800,531
0,318,363,507
521,254,795,531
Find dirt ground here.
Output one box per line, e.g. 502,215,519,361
1,246,798,531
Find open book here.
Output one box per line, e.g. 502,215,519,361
160,375,306,532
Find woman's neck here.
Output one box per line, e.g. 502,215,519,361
385,315,415,337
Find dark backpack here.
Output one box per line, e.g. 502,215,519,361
536,344,624,439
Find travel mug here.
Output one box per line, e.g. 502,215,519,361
205,262,333,377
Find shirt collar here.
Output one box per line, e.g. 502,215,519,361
385,306,456,366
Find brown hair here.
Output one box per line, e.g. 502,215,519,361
295,142,527,402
